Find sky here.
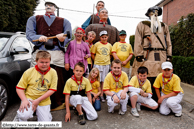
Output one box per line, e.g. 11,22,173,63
34,0,162,41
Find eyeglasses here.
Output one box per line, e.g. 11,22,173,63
46,4,54,7
100,11,108,14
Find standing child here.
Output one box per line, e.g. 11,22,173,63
91,30,112,102
88,67,101,110
153,62,184,117
86,31,96,72
103,59,129,115
129,66,158,117
65,27,91,77
64,62,98,125
14,51,58,121
112,30,133,77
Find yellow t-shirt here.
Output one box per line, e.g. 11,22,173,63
87,45,94,64
129,76,152,94
103,71,129,93
91,41,112,65
63,77,92,96
112,42,133,68
16,67,58,106
153,73,184,95
91,80,100,94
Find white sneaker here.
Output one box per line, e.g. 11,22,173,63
108,107,114,113
118,109,125,115
136,103,141,112
13,114,19,121
131,108,139,117
100,96,105,103
175,112,182,117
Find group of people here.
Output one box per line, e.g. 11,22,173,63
13,0,184,126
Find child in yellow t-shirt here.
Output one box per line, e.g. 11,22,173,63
112,30,133,77
86,31,96,72
153,62,184,117
14,51,58,122
63,62,98,125
88,67,101,110
103,59,129,115
129,66,158,117
91,30,112,102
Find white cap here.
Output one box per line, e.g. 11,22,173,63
99,30,108,36
161,62,173,70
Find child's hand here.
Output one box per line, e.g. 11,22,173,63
19,100,30,113
158,96,165,104
29,99,40,112
94,93,98,99
92,97,96,103
122,61,127,66
65,113,71,122
84,55,89,59
142,93,148,97
120,91,126,100
65,64,70,71
113,95,120,103
140,90,144,95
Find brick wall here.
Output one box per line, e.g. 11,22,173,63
163,0,194,25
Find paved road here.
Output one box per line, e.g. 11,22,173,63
1,82,194,129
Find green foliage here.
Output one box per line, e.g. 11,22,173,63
0,0,39,32
129,35,135,65
169,13,194,57
172,56,194,85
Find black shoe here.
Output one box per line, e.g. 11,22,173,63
78,114,86,125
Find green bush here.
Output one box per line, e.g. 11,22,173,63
172,56,194,85
169,13,194,57
129,35,135,66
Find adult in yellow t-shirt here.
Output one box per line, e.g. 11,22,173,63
112,30,133,77
153,62,184,117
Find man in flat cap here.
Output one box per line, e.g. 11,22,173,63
26,1,72,110
131,6,172,101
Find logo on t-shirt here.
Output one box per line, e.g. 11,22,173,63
36,78,49,91
119,44,127,52
100,47,109,55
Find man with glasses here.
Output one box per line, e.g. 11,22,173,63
26,1,72,110
81,1,111,30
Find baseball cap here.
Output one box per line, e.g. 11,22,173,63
119,30,126,35
161,62,173,70
99,30,108,36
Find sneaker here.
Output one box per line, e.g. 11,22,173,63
175,112,182,117
131,108,139,117
13,114,19,121
78,114,86,125
136,103,141,112
100,96,105,103
108,107,114,113
118,109,125,115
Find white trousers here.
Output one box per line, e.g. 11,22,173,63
70,95,98,120
93,65,109,82
106,90,129,113
129,92,158,107
160,92,183,115
17,100,52,121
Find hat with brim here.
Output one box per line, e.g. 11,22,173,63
145,6,162,17
119,30,126,35
45,1,58,8
161,62,173,70
99,30,108,36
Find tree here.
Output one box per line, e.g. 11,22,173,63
0,0,39,32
